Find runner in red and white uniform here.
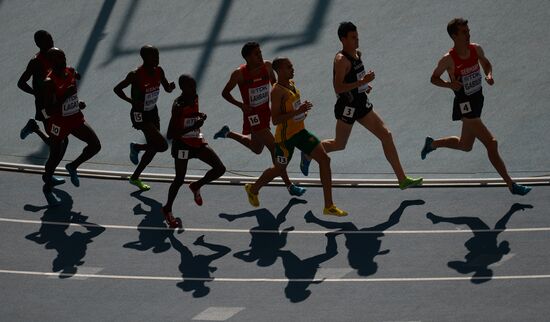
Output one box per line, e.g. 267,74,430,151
422,18,531,195
114,45,175,191
42,48,101,205
216,42,305,197
162,74,226,228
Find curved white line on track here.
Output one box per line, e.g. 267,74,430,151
1,217,550,234
1,269,550,283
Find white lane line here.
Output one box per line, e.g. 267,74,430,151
314,268,353,280
1,217,550,235
192,307,245,321
1,269,550,283
47,267,104,280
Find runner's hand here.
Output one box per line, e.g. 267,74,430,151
79,100,86,109
363,70,375,83
366,84,373,93
449,80,462,91
485,75,494,85
297,101,312,114
242,103,253,114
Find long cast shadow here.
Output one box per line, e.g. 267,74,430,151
305,200,425,276
278,232,338,303
24,189,105,278
169,233,231,298
219,198,307,267
426,203,533,284
123,190,172,253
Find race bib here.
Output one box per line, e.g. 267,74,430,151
343,106,356,118
143,87,160,111
356,70,369,93
177,150,189,160
276,155,288,165
248,114,260,126
182,117,203,138
460,101,472,114
133,112,143,123
292,99,305,121
51,124,61,136
62,94,79,116
248,84,269,107
461,66,482,96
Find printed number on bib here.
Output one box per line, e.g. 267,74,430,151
51,124,61,136
143,88,160,111
178,150,189,160
292,99,305,121
460,102,472,114
62,94,79,116
276,156,288,165
343,106,356,118
133,112,143,123
248,114,260,126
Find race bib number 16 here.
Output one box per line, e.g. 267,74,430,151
248,114,260,126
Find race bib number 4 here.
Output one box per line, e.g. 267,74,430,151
62,94,79,116
292,99,305,121
460,101,472,114
143,87,160,111
177,150,189,160
248,84,269,107
248,114,260,126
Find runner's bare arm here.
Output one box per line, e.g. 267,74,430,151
265,61,277,85
17,59,36,95
113,71,136,105
221,69,245,110
430,54,461,91
332,54,372,94
159,67,176,92
474,44,494,85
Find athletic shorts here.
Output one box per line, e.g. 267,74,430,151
334,96,373,124
46,112,85,141
274,129,320,166
242,105,271,135
131,107,160,130
171,139,208,160
452,92,484,121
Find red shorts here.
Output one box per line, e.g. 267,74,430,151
242,105,271,135
47,112,85,141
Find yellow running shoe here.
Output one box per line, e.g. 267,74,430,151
129,178,151,191
244,183,259,207
323,204,348,217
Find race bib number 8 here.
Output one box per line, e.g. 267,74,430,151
343,106,356,118
178,150,189,160
62,94,79,116
248,85,269,107
248,114,260,126
133,112,143,123
460,102,472,114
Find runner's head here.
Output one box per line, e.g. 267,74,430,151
140,45,159,68
447,18,470,44
34,30,53,51
338,21,358,50
241,42,263,66
178,74,197,99
272,57,294,81
46,47,66,71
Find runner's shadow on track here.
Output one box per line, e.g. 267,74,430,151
218,198,307,268
426,203,534,284
123,191,171,253
278,232,338,303
304,199,426,276
169,233,231,298
24,189,105,278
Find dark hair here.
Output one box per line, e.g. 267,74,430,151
338,21,357,40
140,45,158,59
241,42,260,59
447,18,469,38
178,74,196,91
272,57,289,72
34,30,51,43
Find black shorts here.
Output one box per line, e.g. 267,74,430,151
452,92,484,121
131,107,160,130
171,140,207,160
334,101,373,124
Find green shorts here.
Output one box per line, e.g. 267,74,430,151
275,129,320,165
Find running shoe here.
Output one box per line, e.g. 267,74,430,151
65,163,80,187
421,136,435,160
244,183,259,207
129,142,139,165
129,178,151,191
51,176,66,186
214,125,230,139
323,205,348,217
189,182,203,206
300,151,311,176
511,183,532,196
20,119,38,140
162,207,182,229
399,176,423,190
288,184,306,196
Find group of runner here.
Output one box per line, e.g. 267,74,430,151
17,19,531,228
